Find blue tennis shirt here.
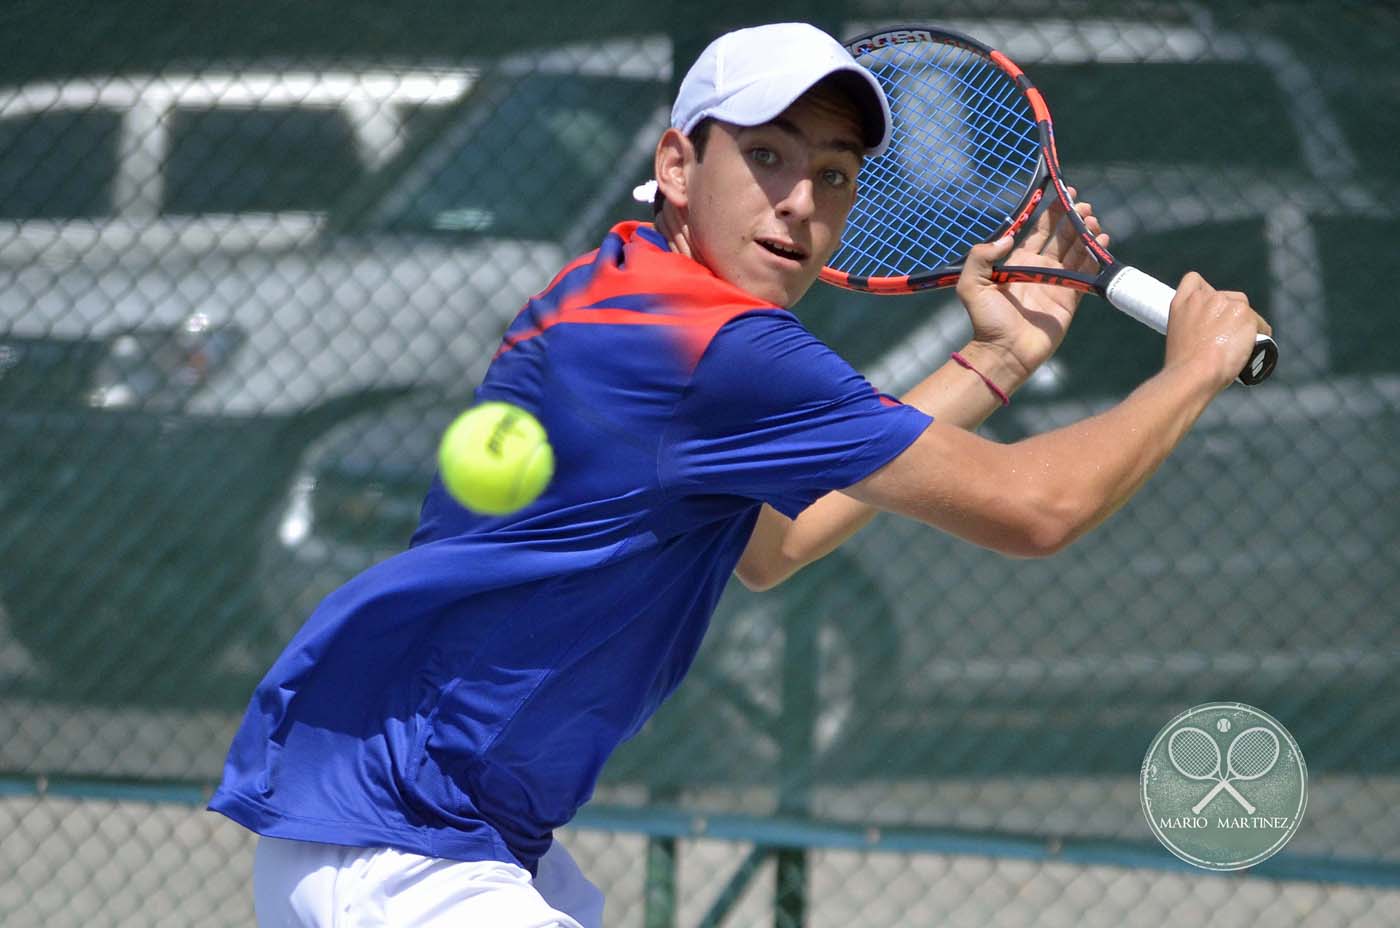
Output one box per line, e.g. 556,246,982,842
210,221,932,871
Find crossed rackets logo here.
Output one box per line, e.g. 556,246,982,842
1142,702,1307,871
1167,725,1281,815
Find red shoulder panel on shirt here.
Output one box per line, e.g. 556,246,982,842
494,223,785,370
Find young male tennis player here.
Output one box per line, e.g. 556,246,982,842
211,22,1269,927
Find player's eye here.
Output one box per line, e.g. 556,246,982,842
748,147,779,168
821,167,852,189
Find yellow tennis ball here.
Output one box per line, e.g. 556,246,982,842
437,402,554,515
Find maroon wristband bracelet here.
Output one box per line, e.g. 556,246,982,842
950,351,1011,407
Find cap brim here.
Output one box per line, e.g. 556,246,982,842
696,65,891,157
822,66,892,157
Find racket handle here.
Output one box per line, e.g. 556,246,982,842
1104,266,1278,386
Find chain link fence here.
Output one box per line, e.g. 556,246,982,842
1,1,1397,925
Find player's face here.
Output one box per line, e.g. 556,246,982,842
682,92,864,307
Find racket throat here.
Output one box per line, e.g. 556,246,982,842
987,263,1101,294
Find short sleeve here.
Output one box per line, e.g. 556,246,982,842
658,312,932,518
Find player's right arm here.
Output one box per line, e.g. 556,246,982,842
842,273,1269,557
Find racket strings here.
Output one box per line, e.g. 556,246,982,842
866,48,1027,205
1169,729,1222,778
1228,729,1280,778
882,58,1036,248
845,56,1022,267
833,40,1042,278
844,76,1029,257
853,57,1031,260
880,93,1019,237
905,51,1033,181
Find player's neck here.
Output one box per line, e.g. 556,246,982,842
655,204,695,261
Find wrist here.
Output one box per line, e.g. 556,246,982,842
958,340,1032,398
1163,353,1234,397
951,349,1012,407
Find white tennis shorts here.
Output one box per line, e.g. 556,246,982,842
252,835,605,928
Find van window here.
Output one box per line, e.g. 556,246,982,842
163,106,365,214
366,74,660,237
394,101,457,153
0,110,121,219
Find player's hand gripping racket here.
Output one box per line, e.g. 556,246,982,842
821,25,1278,385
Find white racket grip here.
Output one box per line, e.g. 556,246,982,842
1103,265,1278,384
1103,265,1172,335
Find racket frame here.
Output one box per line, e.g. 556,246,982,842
821,24,1108,295
823,24,1278,385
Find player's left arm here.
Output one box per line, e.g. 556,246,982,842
735,198,1107,591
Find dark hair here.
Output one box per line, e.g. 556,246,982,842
689,117,716,160
811,71,881,150
652,118,715,213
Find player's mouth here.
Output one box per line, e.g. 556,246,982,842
756,238,809,265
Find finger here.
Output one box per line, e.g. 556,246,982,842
1073,233,1111,271
1176,271,1208,296
1018,196,1065,255
956,234,1016,302
966,235,1015,277
1026,187,1078,252
1219,291,1271,337
1061,229,1107,276
1052,209,1103,271
1042,201,1090,261
1041,202,1080,261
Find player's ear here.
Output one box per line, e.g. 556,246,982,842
654,128,692,209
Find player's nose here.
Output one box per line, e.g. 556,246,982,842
775,177,816,222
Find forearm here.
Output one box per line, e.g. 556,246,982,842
1011,357,1221,549
736,341,1025,591
832,355,1223,558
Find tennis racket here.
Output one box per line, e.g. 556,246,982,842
821,25,1278,386
1167,726,1256,815
1191,726,1280,815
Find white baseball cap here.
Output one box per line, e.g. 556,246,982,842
674,22,891,154
635,22,891,203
